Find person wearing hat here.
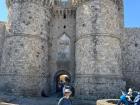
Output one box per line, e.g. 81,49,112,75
134,92,140,105
58,89,72,105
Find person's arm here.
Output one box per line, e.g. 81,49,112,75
134,97,140,103
70,99,72,105
58,98,63,105
126,95,132,101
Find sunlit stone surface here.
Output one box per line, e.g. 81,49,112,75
0,0,139,100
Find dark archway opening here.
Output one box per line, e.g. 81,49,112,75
54,70,75,97
56,72,71,93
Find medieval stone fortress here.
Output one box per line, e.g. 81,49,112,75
0,0,140,102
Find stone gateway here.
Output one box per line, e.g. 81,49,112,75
0,0,139,100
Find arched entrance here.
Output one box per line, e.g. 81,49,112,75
55,70,71,93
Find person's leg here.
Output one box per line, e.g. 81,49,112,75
117,100,122,105
128,100,134,105
124,100,129,105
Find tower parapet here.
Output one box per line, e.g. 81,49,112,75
51,0,76,19
6,0,51,8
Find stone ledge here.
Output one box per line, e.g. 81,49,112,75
0,102,18,105
96,99,119,105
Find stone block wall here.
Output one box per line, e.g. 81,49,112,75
75,0,125,99
0,0,51,96
49,8,76,94
0,0,140,99
122,28,140,90
0,22,5,69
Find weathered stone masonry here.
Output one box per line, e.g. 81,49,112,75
75,0,125,99
0,0,140,100
122,28,140,91
0,0,51,96
0,22,5,67
49,7,76,94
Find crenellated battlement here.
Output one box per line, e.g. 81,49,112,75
72,0,89,7
72,0,124,8
6,0,124,10
6,0,51,8
52,8,76,18
112,0,123,10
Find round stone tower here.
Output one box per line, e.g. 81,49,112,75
75,0,125,99
0,0,51,96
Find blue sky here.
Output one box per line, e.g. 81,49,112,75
0,0,8,22
124,0,140,27
0,0,140,27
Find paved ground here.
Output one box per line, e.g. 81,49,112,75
0,94,96,105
